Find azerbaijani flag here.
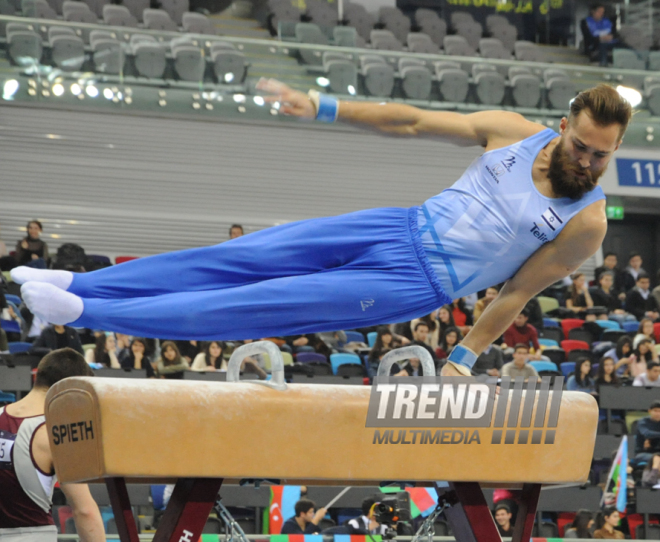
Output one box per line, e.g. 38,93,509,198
601,435,628,513
268,486,303,534
381,487,437,518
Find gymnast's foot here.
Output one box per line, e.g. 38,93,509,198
11,267,73,290
21,282,83,325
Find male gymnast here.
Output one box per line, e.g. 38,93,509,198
12,82,631,378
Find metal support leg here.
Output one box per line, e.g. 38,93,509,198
511,483,541,542
445,482,502,542
152,478,224,542
106,477,140,542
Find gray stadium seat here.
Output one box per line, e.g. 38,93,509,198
545,74,576,110
129,33,156,47
510,73,541,107
407,32,440,54
443,35,476,57
473,69,505,105
333,26,357,47
159,0,188,26
50,34,85,71
490,23,517,53
486,14,509,31
306,0,337,27
514,40,544,62
295,23,328,65
22,0,56,18
323,53,357,94
619,25,653,51
103,5,137,26
454,20,482,50
415,9,446,46
212,49,247,83
143,8,177,31
85,0,108,18
542,68,569,85
132,41,166,78
122,0,148,21
47,0,63,15
479,38,509,60
270,1,301,32
378,6,410,44
89,29,116,48
508,65,531,79
173,45,205,81
48,25,75,42
644,77,660,116
613,48,646,70
92,38,123,74
400,62,432,100
471,63,496,77
62,0,96,23
8,30,42,66
649,51,660,72
182,12,216,35
360,54,394,96
450,11,473,29
434,62,468,102
370,29,402,51
343,4,375,42
0,0,16,15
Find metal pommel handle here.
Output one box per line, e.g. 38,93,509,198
227,341,287,390
378,345,435,377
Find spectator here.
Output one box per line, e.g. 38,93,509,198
633,361,660,387
590,271,626,315
501,344,540,381
451,298,473,336
503,310,542,360
52,243,87,272
346,496,389,535
368,326,393,370
584,3,618,66
629,339,658,378
641,453,660,488
473,286,499,322
85,333,120,368
593,507,624,539
635,400,660,463
410,311,440,350
284,334,331,358
595,356,622,392
409,322,439,367
594,252,624,290
191,340,226,371
280,499,326,534
173,340,200,364
525,296,544,332
229,224,244,239
473,343,504,377
437,305,456,336
566,272,594,316
604,336,633,371
564,509,594,538
0,223,17,271
623,252,647,292
625,273,660,322
119,337,155,377
115,333,132,361
435,326,462,361
633,318,657,349
15,220,49,268
31,324,84,355
567,357,596,393
156,341,189,379
493,503,514,538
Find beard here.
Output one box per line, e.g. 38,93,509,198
547,141,605,200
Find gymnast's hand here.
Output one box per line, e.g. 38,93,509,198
256,78,317,118
440,363,465,377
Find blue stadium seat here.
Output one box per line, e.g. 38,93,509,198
1,319,21,334
367,331,378,348
8,342,31,354
5,294,21,305
344,331,365,344
529,361,558,373
543,318,560,328
329,352,362,374
560,362,575,378
596,320,621,331
538,338,559,348
0,392,16,403
623,321,639,333
296,352,327,364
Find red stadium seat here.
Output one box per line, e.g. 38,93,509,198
557,512,575,537
560,340,590,353
654,322,660,343
560,318,585,337
115,256,139,264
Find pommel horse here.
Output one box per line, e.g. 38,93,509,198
44,342,598,542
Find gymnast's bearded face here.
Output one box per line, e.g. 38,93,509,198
549,112,622,199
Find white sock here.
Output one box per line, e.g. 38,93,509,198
21,282,84,325
11,267,73,290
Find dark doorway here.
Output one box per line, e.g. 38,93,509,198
602,214,659,283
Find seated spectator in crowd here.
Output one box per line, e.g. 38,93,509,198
594,252,625,293
368,327,393,372
120,337,155,377
451,298,473,336
493,503,514,538
172,340,200,364
346,496,389,535
281,499,326,534
566,272,594,317
393,355,428,377
593,507,624,539
567,357,596,394
229,224,244,239
191,340,226,371
623,252,646,293
437,305,456,336
629,339,658,379
595,356,622,393
525,296,544,331
641,453,660,488
85,333,120,368
564,509,594,538
501,344,540,382
473,343,504,377
503,310,542,360
635,400,660,463
284,334,331,358
156,341,189,379
32,324,84,355
409,322,439,367
584,3,618,66
633,318,657,349
115,333,132,360
435,326,462,361
410,311,440,350
473,287,499,322
626,273,660,322
604,337,633,373
590,271,626,315
633,361,660,387
15,220,49,268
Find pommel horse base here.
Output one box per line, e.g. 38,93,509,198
44,343,598,542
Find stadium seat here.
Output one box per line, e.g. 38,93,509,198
415,9,446,47
454,20,482,50
479,38,509,60
490,22,517,53
538,338,559,348
62,0,97,23
182,12,215,35
645,77,660,116
486,14,509,32
450,11,474,28
103,5,137,26
343,4,375,42
435,63,469,102
323,54,357,94
123,0,148,21
132,41,167,78
623,321,639,333
50,34,85,71
92,39,123,74
7,30,42,66
510,73,541,108
344,331,365,344
514,40,544,62
296,23,328,64
443,35,476,57
537,296,560,314
296,352,327,364
360,55,394,97
4,294,21,306
370,29,403,52
399,60,432,100
143,8,177,31
47,25,75,41
545,71,577,110
378,6,410,44
306,0,337,27
172,45,205,81
211,49,247,84
329,352,362,374
22,0,56,18
540,327,563,344
9,342,32,354
544,348,566,366
472,65,505,105
567,349,594,363
560,319,585,336
596,320,621,330
649,52,660,72
602,329,628,343
542,317,560,328
367,332,378,348
159,0,188,26
613,48,646,70
1,319,21,334
561,340,589,354
560,362,575,378
568,328,594,346
529,360,558,373
333,26,357,47
407,33,440,54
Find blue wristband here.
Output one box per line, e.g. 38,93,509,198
447,345,477,373
315,93,338,123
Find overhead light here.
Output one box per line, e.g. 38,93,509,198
348,85,356,96
52,83,64,96
2,79,19,100
103,88,114,100
316,77,330,87
616,85,642,108
233,94,246,103
224,72,234,83
85,85,99,98
70,83,81,96
253,96,265,106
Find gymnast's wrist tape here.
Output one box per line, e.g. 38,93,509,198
308,89,339,123
447,344,478,373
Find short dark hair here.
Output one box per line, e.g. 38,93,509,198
229,224,244,234
604,252,617,259
649,400,660,410
518,308,529,318
362,496,378,516
629,252,641,260
569,84,632,139
637,272,650,282
494,503,511,514
27,220,43,232
414,322,429,332
514,343,529,353
647,362,660,371
295,498,316,517
34,348,93,389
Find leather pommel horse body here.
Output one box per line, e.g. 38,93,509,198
44,343,598,542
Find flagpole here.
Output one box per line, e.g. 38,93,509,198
600,435,627,508
325,486,352,509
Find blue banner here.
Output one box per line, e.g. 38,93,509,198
616,158,660,188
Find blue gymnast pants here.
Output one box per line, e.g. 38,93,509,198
69,207,452,340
